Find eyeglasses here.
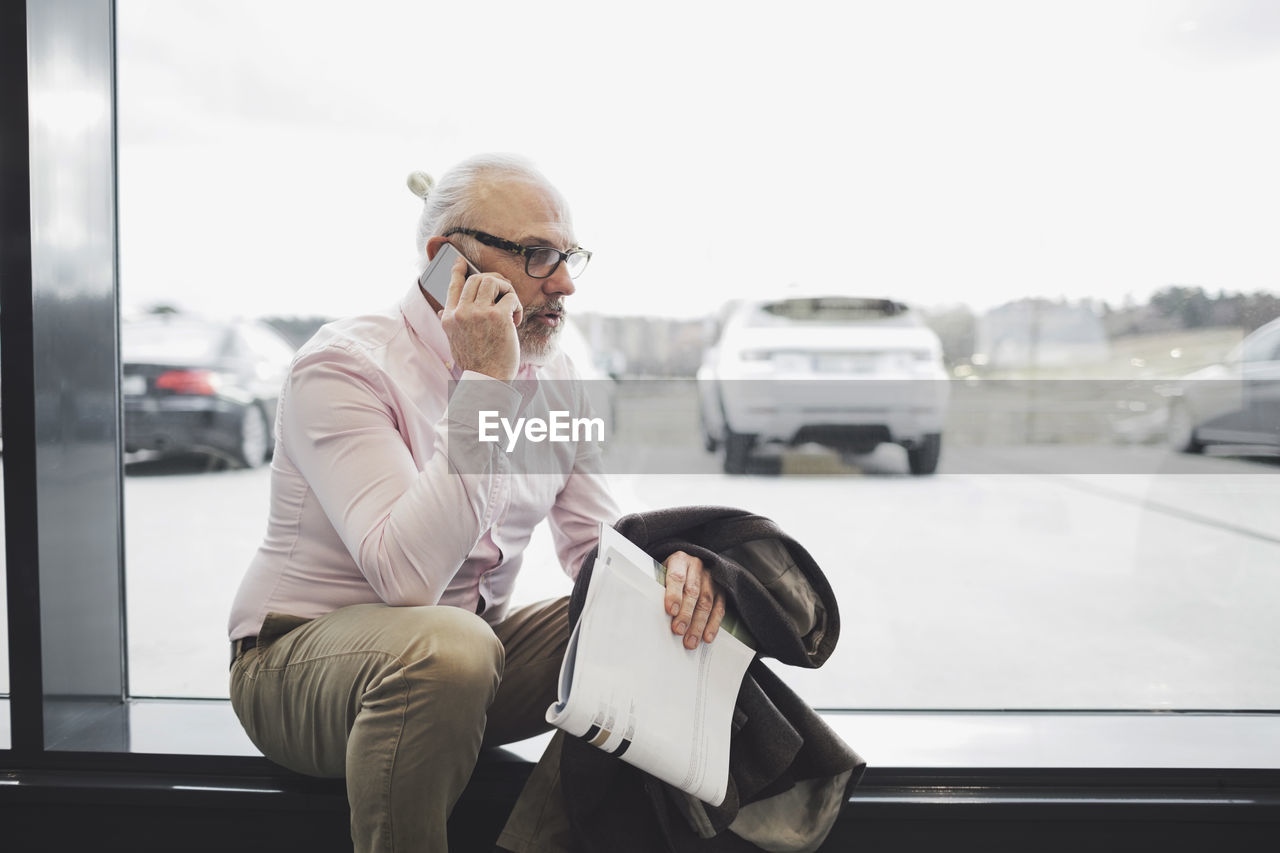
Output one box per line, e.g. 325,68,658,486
443,227,592,279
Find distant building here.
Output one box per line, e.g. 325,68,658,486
974,300,1109,369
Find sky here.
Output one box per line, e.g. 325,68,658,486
114,0,1280,321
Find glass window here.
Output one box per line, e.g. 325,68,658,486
115,0,1280,715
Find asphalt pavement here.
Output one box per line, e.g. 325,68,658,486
2,391,1277,711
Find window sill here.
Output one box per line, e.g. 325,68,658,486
4,698,1279,852
5,697,1279,771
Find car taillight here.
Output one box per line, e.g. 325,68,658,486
154,369,220,395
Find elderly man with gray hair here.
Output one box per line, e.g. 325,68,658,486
227,154,728,852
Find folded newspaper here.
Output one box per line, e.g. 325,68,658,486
545,524,756,806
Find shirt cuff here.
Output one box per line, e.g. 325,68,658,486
444,372,523,472
448,372,522,421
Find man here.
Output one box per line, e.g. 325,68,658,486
227,153,726,853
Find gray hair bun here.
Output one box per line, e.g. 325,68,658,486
406,170,435,199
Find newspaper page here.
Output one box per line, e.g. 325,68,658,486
546,524,756,806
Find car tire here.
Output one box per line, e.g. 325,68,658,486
723,429,756,475
702,423,720,453
907,433,942,475
702,391,728,453
235,403,271,469
1166,400,1204,454
699,403,719,452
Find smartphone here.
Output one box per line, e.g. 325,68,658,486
418,243,479,305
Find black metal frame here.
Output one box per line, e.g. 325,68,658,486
2,0,43,766
2,3,1279,850
442,226,591,279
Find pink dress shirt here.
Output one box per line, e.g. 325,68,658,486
228,282,620,640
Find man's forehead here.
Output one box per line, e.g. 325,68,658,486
473,176,575,247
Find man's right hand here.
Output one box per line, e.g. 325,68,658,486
439,257,523,383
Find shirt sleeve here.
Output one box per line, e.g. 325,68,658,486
546,376,621,580
281,344,523,605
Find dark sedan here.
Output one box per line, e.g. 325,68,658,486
1167,316,1280,455
122,316,295,468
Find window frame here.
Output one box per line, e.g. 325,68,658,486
3,2,1280,832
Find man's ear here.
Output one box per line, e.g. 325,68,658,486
425,236,449,261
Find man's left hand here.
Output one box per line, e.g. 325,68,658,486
663,551,725,649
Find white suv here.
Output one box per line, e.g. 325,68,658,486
697,295,950,474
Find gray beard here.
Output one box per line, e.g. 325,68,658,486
518,320,561,367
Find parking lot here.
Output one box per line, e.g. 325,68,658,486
3,383,1278,711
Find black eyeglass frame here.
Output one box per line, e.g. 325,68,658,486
442,227,592,279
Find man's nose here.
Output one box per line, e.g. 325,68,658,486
544,261,576,297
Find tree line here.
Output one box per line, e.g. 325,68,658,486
923,286,1280,367
1113,286,1280,337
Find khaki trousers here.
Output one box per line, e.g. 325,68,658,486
229,597,573,853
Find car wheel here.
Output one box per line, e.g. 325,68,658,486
235,404,270,469
723,429,756,475
699,402,719,452
907,433,942,475
1166,400,1204,454
702,419,720,453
